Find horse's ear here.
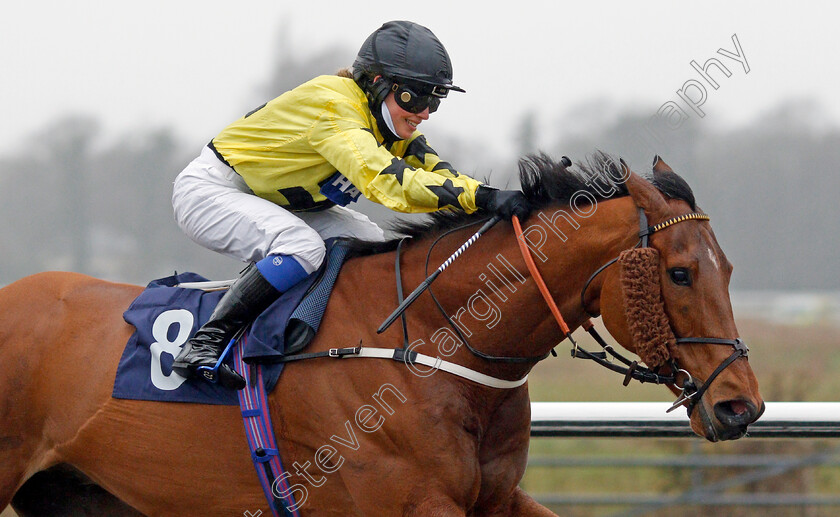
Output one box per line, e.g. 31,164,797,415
623,159,670,219
652,155,674,174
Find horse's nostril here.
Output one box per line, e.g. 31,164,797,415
729,399,749,416
714,400,757,427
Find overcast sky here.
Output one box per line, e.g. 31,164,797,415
2,1,838,159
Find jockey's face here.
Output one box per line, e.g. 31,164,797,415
384,92,430,139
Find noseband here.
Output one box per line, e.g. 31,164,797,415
405,207,748,416
521,208,749,416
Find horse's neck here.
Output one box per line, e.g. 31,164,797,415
531,196,641,329
412,198,639,377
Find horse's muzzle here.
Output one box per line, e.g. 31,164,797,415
710,399,764,441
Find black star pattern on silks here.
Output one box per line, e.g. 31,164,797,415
432,161,458,175
426,179,465,209
405,135,434,164
379,157,411,184
406,135,459,176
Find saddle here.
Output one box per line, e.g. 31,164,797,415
112,239,350,405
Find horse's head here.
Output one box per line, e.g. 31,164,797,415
596,157,764,441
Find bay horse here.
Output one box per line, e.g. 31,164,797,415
0,154,763,516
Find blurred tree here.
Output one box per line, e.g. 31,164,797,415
0,33,836,293
549,98,840,290
0,116,99,279
92,128,194,282
256,29,354,103
51,117,99,275
515,111,539,158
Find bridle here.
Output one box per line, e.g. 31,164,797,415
393,207,748,415
516,208,750,416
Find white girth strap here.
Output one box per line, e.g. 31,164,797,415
175,278,526,387
176,279,236,291
336,347,528,389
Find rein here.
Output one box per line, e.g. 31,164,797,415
263,218,535,389
513,209,749,416
270,205,747,407
422,219,552,364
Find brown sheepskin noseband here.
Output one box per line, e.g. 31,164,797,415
618,248,676,368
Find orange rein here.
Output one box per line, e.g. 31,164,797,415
512,215,593,339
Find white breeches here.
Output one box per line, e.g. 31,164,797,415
172,146,385,273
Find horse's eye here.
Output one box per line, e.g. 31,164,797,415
669,268,692,286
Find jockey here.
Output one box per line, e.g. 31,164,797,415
171,20,531,389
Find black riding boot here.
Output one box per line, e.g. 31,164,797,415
172,264,280,390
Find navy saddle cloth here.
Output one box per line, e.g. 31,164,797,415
113,239,351,405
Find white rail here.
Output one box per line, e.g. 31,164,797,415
530,402,840,438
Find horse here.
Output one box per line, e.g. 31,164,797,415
0,154,763,516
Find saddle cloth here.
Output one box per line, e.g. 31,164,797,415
112,239,350,405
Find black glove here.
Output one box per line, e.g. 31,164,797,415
475,185,532,222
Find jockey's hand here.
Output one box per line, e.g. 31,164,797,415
475,185,532,222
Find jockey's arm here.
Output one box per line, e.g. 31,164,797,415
309,100,482,214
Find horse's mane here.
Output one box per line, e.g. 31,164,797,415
345,151,697,257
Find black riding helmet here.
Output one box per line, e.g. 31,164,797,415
353,21,465,116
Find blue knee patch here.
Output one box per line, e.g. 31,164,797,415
255,254,309,292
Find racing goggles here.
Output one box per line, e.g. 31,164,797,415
392,83,449,114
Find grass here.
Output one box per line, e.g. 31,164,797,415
527,317,840,403
521,317,840,516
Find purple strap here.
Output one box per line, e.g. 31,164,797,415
234,335,301,517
